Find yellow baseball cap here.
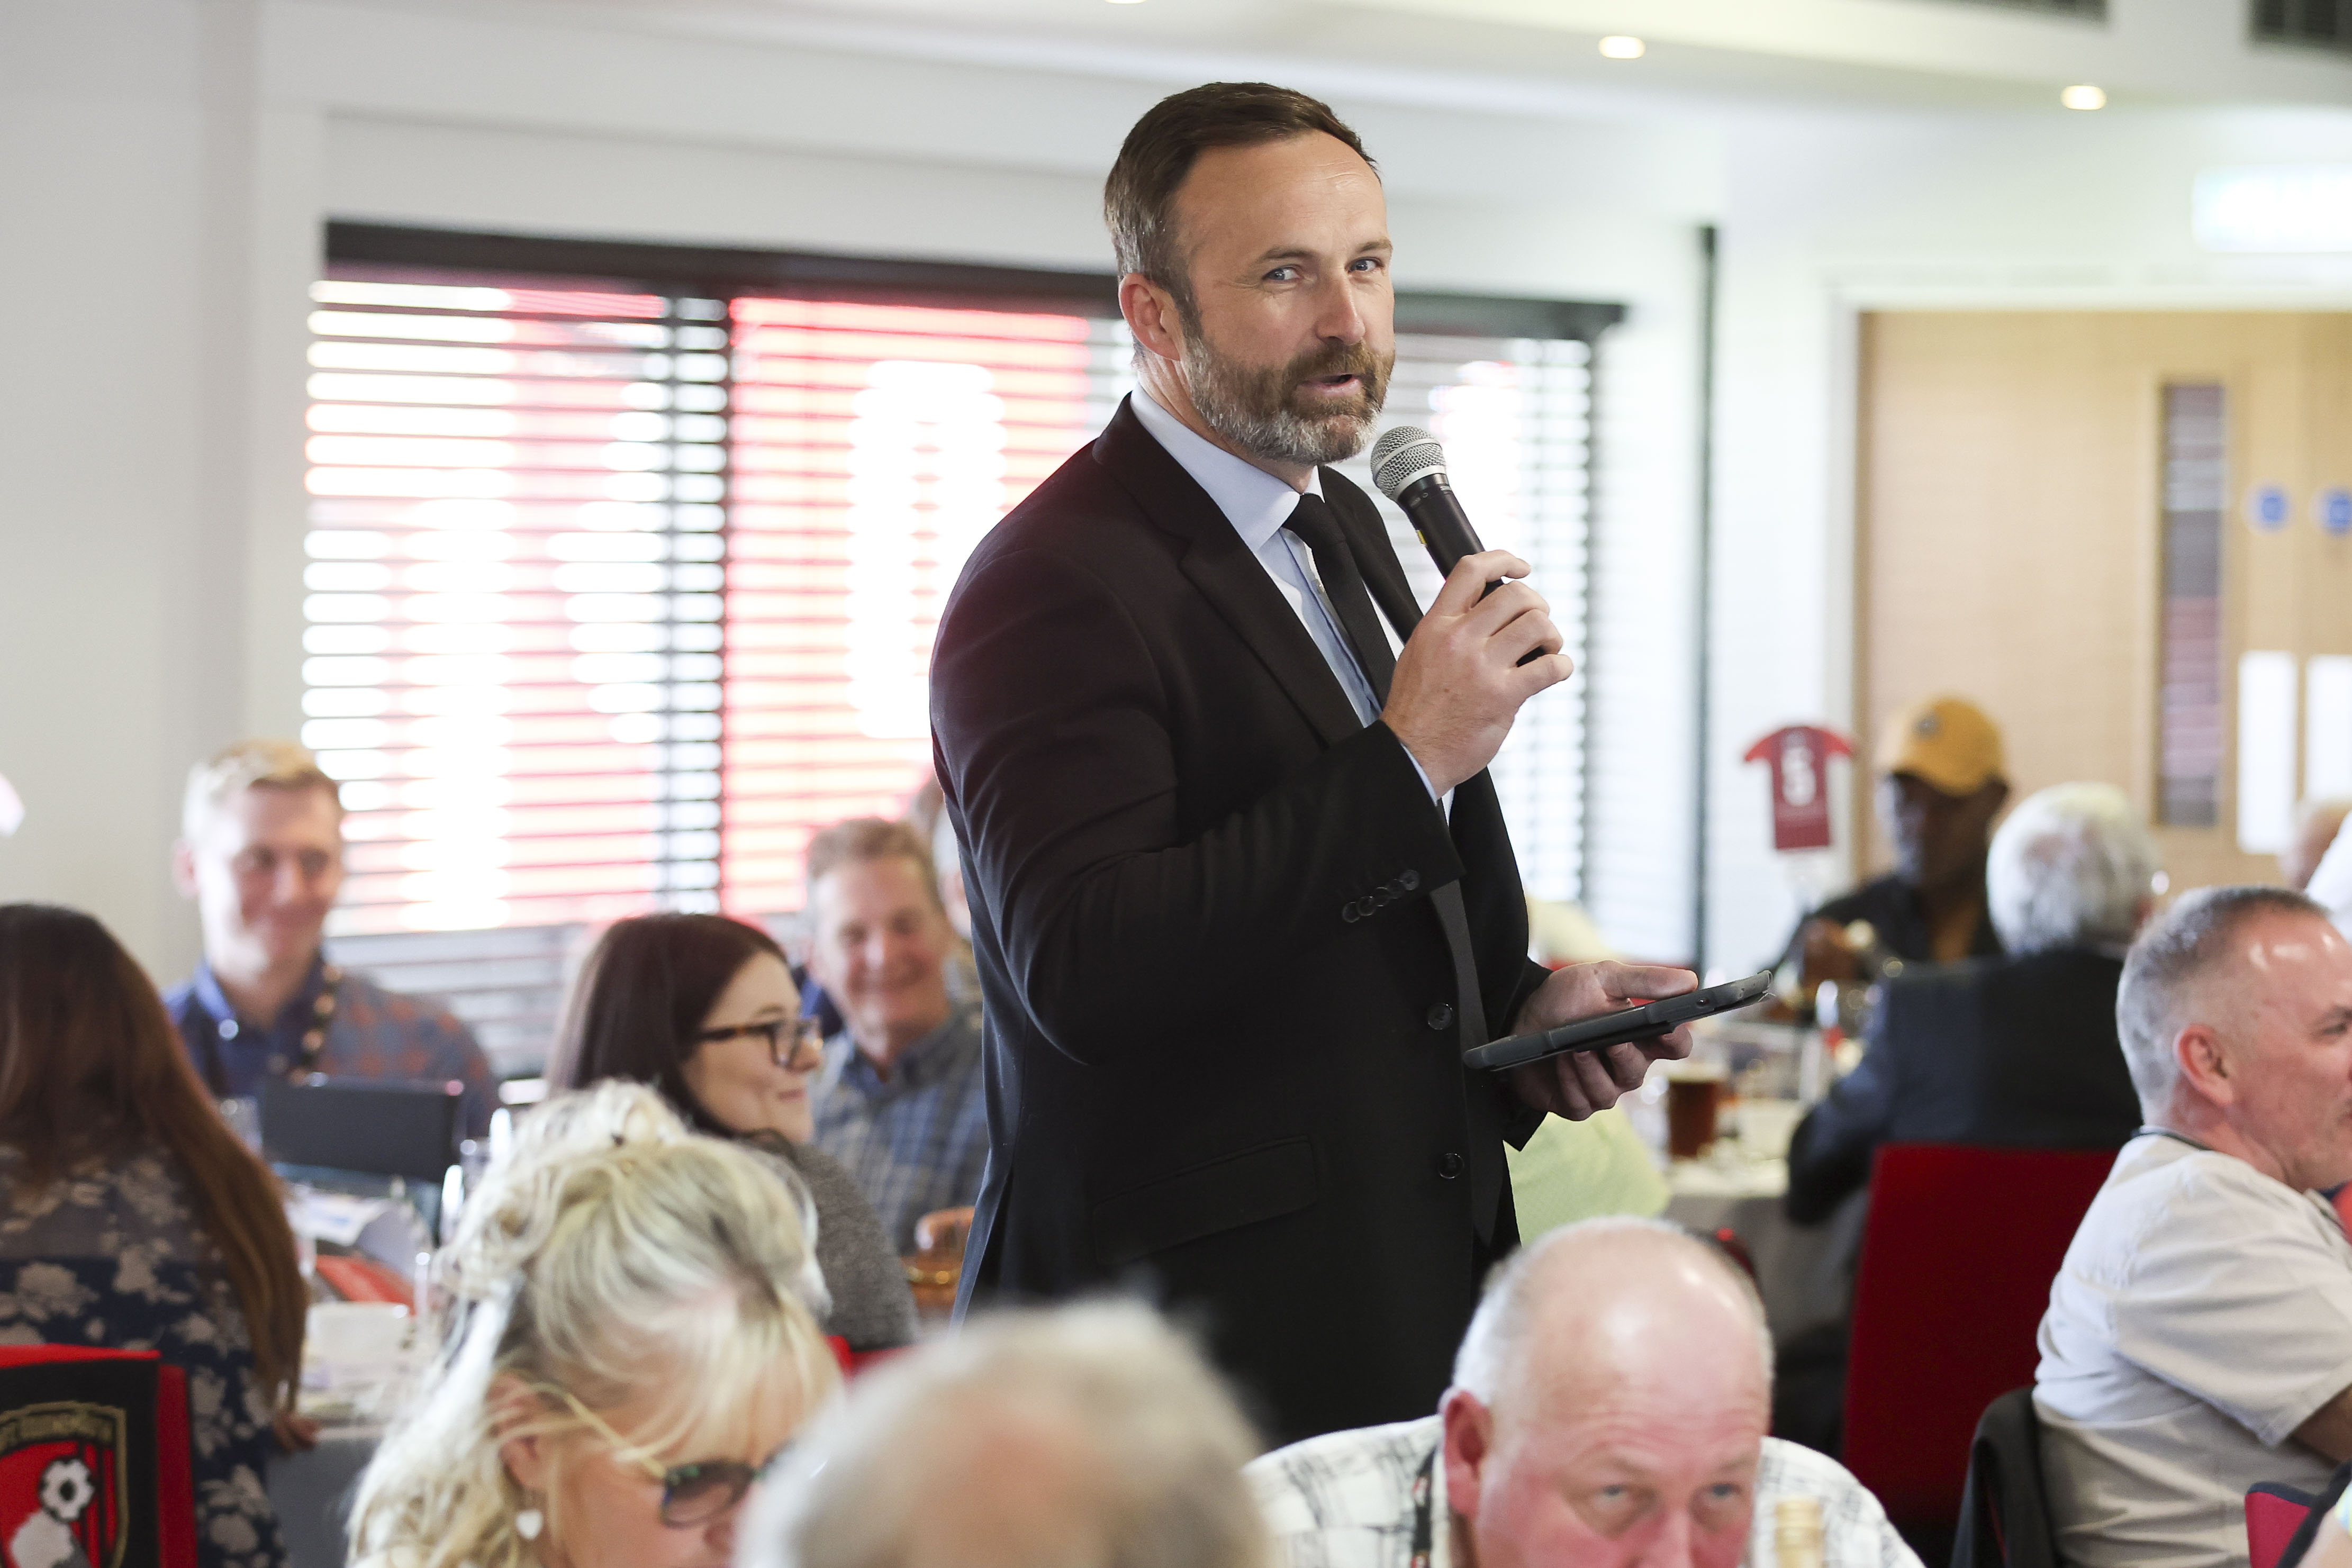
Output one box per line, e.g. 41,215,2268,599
1877,696,2005,797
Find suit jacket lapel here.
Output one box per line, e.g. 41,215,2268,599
1092,398,1362,747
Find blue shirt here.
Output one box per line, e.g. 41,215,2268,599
164,955,496,1138
810,999,990,1253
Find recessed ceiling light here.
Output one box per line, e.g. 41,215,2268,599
1598,35,1645,59
2061,84,2106,111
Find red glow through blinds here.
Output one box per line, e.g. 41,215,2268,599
722,297,1125,912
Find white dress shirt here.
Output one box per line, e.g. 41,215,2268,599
1128,387,1445,809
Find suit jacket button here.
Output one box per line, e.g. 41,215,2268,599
1401,869,1421,891
1342,903,1361,923
1437,1152,1465,1180
1426,1002,1454,1031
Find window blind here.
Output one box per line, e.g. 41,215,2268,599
303,249,1605,1069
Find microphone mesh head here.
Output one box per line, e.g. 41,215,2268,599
1370,425,1446,502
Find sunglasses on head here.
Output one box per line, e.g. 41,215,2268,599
694,1016,825,1071
536,1384,787,1528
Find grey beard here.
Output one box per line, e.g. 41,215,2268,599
1180,340,1385,469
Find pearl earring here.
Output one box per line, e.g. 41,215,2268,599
515,1505,544,1542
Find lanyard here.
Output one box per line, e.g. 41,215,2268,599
1410,1445,1436,1568
192,965,343,1096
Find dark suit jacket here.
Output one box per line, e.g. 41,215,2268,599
1783,948,2140,1225
929,398,1549,1443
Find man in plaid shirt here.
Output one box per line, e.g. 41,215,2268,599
804,818,990,1252
1246,1218,1916,1568
165,740,497,1138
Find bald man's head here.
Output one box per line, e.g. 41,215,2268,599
747,1302,1269,1568
1442,1220,1772,1568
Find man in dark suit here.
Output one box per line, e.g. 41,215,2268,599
1786,780,2155,1223
929,83,1696,1444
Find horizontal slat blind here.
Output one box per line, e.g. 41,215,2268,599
720,297,1130,912
304,277,728,937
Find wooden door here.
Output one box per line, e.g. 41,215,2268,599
1857,311,2352,895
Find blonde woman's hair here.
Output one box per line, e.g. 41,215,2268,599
347,1082,839,1568
180,738,341,841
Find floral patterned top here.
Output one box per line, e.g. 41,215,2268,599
0,1147,286,1568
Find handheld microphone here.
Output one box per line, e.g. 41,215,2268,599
1370,425,1485,578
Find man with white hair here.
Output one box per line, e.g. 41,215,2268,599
1784,782,2154,1226
164,739,495,1136
2036,885,2352,1568
746,1300,1270,1568
1248,1218,1915,1567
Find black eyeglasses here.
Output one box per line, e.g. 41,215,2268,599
539,1384,788,1527
693,1017,825,1069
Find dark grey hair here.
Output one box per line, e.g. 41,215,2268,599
2115,884,2329,1105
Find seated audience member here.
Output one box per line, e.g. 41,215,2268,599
1779,697,2009,1000
165,740,495,1137
2036,885,2352,1568
348,1081,839,1568
1785,782,2152,1225
746,1300,1268,1568
1249,1217,1916,1568
802,818,989,1252
549,912,916,1352
0,904,307,1568
2285,798,2352,893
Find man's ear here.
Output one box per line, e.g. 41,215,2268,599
1118,273,1187,366
170,839,200,900
1440,1388,1494,1522
2173,1022,2237,1107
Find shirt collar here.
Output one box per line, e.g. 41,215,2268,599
1129,384,1322,551
831,1002,977,1094
189,952,329,1031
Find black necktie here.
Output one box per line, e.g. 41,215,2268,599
1283,493,1396,704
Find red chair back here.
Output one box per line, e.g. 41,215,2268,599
2247,1483,2320,1568
1843,1144,2117,1529
0,1345,196,1567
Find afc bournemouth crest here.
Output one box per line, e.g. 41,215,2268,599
0,1402,124,1568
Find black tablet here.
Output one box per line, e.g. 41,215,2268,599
1462,969,1775,1073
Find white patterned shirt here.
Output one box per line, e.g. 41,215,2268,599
1246,1415,1919,1568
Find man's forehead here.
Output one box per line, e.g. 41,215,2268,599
204,782,343,841
1171,134,1385,244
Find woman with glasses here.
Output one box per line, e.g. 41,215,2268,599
348,1081,839,1568
548,913,917,1353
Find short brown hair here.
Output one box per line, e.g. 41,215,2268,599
805,818,939,908
1104,82,1374,315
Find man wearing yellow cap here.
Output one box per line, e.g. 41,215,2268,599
1785,696,2010,993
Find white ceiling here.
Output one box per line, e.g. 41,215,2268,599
563,0,2352,116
